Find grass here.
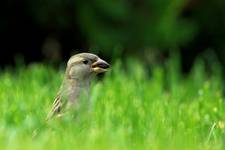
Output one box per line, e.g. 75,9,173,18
0,56,225,150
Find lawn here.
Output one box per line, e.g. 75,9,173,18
0,56,224,150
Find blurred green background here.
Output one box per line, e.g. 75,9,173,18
1,0,225,72
1,1,225,149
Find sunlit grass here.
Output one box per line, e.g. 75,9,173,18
0,57,224,150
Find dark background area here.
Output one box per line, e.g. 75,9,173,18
1,0,225,73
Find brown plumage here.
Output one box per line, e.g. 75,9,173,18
46,53,109,120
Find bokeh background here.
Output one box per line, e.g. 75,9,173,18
1,1,225,149
1,0,225,72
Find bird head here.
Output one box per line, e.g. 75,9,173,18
66,53,110,80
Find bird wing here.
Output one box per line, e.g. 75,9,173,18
46,93,63,120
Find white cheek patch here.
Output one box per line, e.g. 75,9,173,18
69,66,85,79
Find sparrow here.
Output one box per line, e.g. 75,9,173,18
46,53,110,120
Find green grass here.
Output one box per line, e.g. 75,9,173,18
0,57,225,150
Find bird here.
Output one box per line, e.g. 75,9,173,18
46,53,110,120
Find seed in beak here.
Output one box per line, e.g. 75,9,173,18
92,59,110,73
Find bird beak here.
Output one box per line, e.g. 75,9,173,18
92,58,110,74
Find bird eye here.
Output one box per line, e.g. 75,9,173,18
82,60,89,64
